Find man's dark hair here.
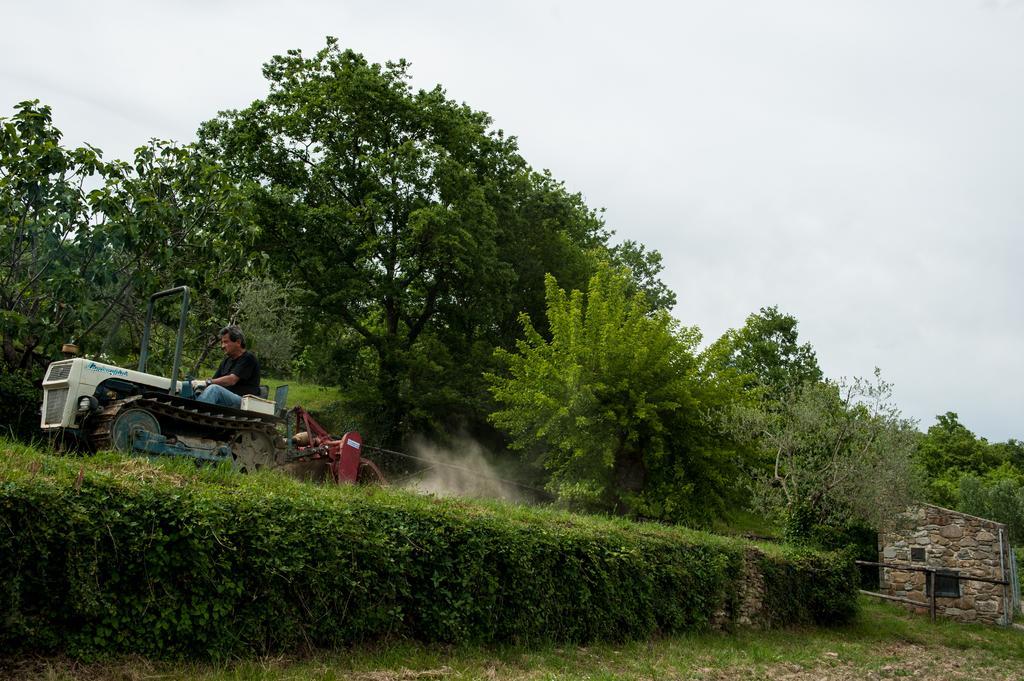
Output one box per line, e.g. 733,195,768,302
219,325,246,348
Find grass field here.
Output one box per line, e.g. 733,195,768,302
5,598,1022,681
260,377,343,413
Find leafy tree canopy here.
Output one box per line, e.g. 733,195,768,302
731,370,921,535
707,305,822,402
958,474,1024,544
1,101,250,373
607,239,677,313
1,100,111,370
488,264,747,524
917,412,1003,479
198,38,668,445
915,412,1024,514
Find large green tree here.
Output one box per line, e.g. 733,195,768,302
199,39,616,444
990,439,1024,472
0,100,102,436
488,265,746,524
1,101,111,371
707,305,822,402
0,101,253,437
607,239,677,313
957,472,1024,544
731,370,920,534
916,412,1024,510
917,412,1002,479
1,101,253,369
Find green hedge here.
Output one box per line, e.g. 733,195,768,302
0,443,858,659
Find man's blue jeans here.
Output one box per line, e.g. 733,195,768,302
197,384,241,408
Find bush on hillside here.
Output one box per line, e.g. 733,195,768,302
0,370,40,441
0,445,858,659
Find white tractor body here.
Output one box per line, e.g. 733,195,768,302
40,357,172,430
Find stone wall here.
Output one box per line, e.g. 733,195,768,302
712,547,767,629
879,504,1013,625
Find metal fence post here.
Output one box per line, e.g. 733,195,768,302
928,570,936,623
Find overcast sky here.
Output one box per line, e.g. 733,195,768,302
3,1,1022,441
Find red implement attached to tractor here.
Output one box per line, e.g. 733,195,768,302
281,406,387,484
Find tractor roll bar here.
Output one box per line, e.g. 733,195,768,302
138,286,190,396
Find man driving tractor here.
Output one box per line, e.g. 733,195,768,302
193,325,261,408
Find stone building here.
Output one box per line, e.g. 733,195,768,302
878,504,1019,625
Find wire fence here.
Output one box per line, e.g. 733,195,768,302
855,559,1011,623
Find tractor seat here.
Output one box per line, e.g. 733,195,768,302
254,385,289,417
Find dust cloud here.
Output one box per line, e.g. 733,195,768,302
401,436,528,503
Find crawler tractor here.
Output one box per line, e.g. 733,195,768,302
39,287,384,484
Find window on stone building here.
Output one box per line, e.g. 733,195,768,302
911,547,925,562
925,569,960,598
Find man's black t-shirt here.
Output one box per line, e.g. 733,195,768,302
213,351,261,396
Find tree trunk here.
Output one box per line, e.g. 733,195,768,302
611,442,646,515
375,341,406,449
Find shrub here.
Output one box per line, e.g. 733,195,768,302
0,369,40,441
0,443,858,659
757,548,861,626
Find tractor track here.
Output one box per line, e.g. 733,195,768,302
86,394,280,452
